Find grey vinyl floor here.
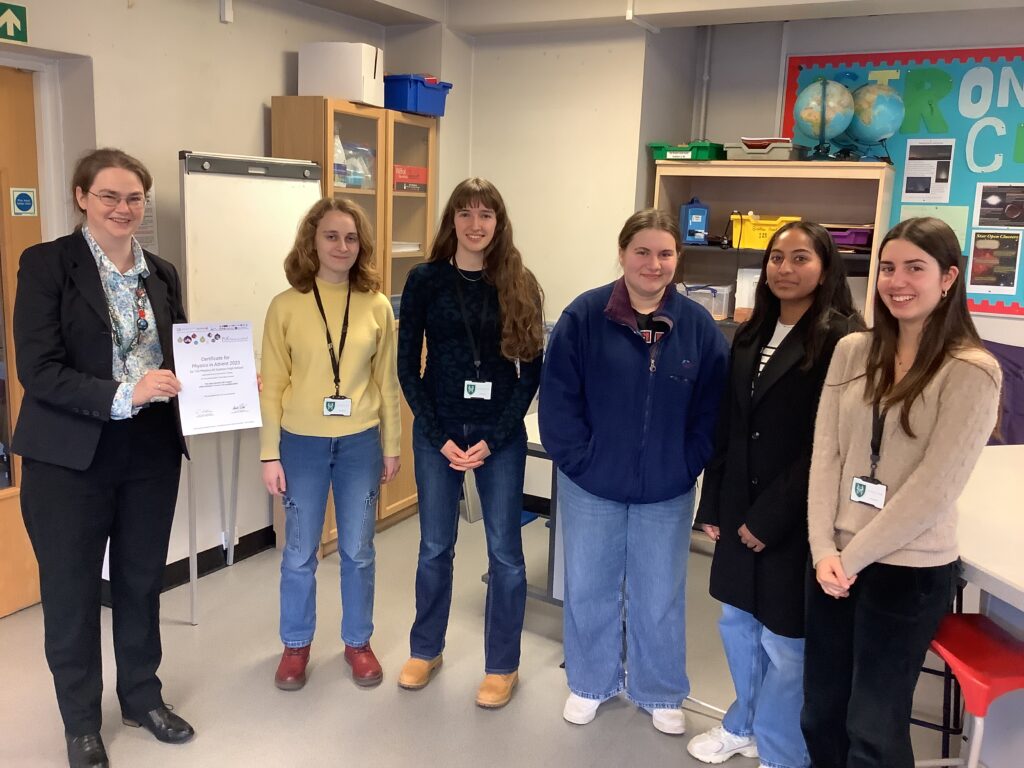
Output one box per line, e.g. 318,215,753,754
0,512,951,767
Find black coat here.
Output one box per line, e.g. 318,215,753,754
695,311,855,638
12,232,188,470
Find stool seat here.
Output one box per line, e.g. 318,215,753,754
929,613,1024,718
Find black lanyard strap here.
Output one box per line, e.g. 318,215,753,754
870,400,886,481
312,281,352,397
453,273,489,380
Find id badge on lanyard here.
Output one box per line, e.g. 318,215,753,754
454,271,493,400
850,401,887,509
313,281,353,416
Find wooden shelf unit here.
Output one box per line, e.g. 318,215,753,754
271,97,438,545
653,160,895,325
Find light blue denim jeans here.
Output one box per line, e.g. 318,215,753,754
278,427,383,648
720,604,810,768
558,470,693,710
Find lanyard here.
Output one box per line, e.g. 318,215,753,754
869,401,886,481
106,275,148,376
453,274,490,380
312,281,352,397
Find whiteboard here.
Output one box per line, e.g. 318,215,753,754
179,151,322,360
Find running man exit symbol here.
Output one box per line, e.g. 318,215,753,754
0,4,27,43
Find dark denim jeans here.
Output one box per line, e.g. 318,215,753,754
801,560,957,768
409,419,527,674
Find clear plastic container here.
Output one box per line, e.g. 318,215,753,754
680,283,734,321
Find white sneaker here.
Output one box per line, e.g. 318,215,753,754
651,707,686,735
686,725,759,763
563,692,602,725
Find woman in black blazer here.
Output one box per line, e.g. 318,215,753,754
687,222,862,768
13,148,194,768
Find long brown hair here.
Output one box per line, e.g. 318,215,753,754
864,217,990,436
427,178,544,361
285,198,380,293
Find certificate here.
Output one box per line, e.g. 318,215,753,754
172,322,262,436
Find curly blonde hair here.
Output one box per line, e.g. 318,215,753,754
427,178,544,361
285,197,380,293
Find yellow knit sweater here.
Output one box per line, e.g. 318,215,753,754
259,278,400,460
808,332,1002,577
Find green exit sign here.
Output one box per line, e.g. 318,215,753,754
0,3,27,44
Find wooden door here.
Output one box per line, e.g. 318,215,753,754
0,66,42,617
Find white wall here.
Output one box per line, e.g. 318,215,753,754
705,10,1024,345
468,26,650,318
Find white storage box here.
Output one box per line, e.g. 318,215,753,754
680,283,734,321
298,42,384,107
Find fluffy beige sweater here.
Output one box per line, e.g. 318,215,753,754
808,332,1002,577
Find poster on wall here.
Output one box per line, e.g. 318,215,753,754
967,230,1021,295
901,139,954,204
781,45,1024,317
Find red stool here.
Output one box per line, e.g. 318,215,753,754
916,613,1024,768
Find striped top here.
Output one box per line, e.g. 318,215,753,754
758,320,795,376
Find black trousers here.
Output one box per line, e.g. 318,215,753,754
801,559,957,768
21,404,182,736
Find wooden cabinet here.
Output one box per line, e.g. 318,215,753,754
271,97,438,548
653,160,895,325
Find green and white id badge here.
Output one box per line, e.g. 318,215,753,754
851,476,886,509
323,396,352,416
463,380,493,400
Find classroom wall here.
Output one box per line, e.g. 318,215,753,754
703,9,1024,345
468,26,651,318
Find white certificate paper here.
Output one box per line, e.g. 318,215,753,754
172,322,262,436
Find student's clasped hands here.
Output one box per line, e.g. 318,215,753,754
816,555,856,598
441,439,490,471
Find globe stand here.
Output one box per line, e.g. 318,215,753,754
809,79,836,161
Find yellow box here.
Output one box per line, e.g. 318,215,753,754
730,213,802,251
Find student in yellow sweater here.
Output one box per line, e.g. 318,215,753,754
803,217,1002,768
259,198,401,692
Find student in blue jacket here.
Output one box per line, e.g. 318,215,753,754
539,208,729,734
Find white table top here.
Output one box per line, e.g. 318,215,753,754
956,445,1024,612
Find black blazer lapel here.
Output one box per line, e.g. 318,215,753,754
67,235,112,332
142,254,174,369
751,321,807,409
732,335,760,419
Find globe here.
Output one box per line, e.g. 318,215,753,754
793,79,854,144
844,83,906,145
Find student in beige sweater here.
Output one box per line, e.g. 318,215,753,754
803,217,1002,768
259,198,401,692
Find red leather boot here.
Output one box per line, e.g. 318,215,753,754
344,643,383,687
275,645,310,691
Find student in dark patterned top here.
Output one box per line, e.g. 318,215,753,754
396,178,544,709
689,222,862,768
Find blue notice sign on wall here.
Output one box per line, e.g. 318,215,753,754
11,187,37,216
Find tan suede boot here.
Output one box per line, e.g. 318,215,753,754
475,671,519,708
397,655,443,690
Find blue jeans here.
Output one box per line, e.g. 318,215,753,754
558,470,693,709
278,427,383,648
720,604,810,768
409,420,527,674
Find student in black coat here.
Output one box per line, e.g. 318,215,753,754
687,222,863,768
13,149,194,768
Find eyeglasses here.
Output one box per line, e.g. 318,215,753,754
88,190,147,209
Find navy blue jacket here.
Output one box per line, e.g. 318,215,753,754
539,278,728,504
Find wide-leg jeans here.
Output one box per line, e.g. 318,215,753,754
409,420,527,674
558,470,694,710
719,604,810,768
801,560,957,768
278,426,383,648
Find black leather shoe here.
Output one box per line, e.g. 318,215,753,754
66,733,109,768
122,705,195,744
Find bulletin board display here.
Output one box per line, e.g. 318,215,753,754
781,46,1024,318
